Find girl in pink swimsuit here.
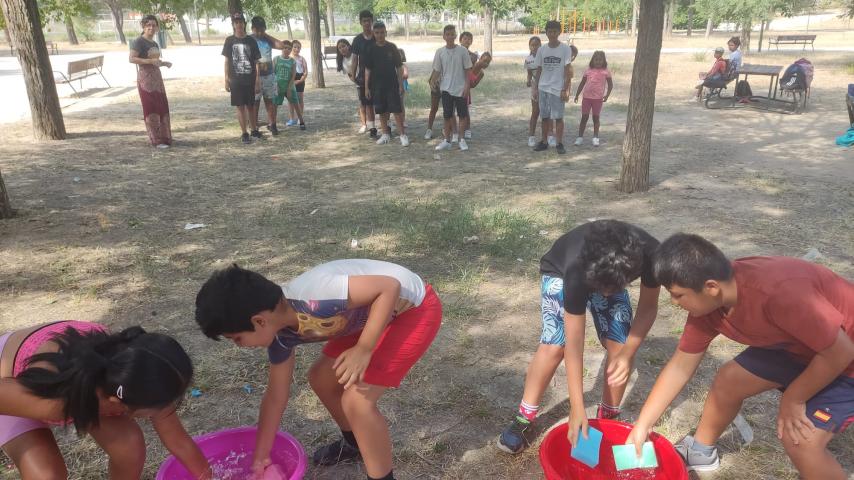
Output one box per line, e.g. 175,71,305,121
0,321,212,479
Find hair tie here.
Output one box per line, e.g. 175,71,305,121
116,385,124,399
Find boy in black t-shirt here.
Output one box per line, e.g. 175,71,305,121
496,220,662,454
222,12,261,144
364,22,408,147
351,10,377,138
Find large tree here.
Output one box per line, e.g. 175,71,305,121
618,0,665,193
103,0,126,43
307,0,324,87
40,0,93,45
1,0,67,140
0,168,11,219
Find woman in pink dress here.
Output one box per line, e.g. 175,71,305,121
129,15,173,148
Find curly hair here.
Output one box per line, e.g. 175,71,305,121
653,233,732,291
195,264,283,339
579,220,645,293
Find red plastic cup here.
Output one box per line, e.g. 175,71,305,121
156,426,306,480
539,419,688,480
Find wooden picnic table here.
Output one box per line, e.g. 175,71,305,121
738,64,783,100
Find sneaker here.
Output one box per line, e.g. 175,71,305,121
299,123,306,131
547,135,556,147
312,437,361,466
376,133,390,145
286,119,296,127
451,133,459,143
574,137,583,146
155,144,170,149
459,139,469,151
464,129,472,139
424,129,433,140
268,124,279,136
533,141,548,152
369,128,378,139
250,129,262,139
527,136,537,147
497,416,534,454
435,140,452,150
592,137,600,147
556,143,566,154
674,436,720,472
357,125,367,134
399,134,410,147
241,132,251,144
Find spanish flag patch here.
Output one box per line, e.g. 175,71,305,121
813,410,832,423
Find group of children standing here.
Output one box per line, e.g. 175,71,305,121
221,12,308,144
1,220,851,480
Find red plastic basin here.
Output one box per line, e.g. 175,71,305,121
539,419,688,480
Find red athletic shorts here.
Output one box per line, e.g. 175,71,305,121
581,97,604,116
322,284,442,388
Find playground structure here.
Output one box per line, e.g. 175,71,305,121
533,10,624,36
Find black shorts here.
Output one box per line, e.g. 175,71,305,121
294,72,305,93
372,88,402,115
230,81,255,107
356,79,372,106
441,91,468,120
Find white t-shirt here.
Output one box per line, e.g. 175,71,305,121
535,43,572,96
267,259,426,363
729,49,742,73
524,53,537,72
431,45,473,97
342,55,353,75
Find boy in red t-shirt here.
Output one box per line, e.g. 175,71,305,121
695,47,727,100
627,234,854,479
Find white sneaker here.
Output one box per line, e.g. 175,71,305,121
459,139,469,151
424,129,433,140
464,129,472,139
358,125,367,134
574,137,583,146
592,137,600,147
547,136,556,147
527,136,537,147
400,134,410,147
435,140,452,150
452,133,459,143
156,144,170,149
376,133,390,145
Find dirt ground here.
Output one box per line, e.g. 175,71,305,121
0,34,852,480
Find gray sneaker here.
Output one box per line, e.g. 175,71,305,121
674,435,720,472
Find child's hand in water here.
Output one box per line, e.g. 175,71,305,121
333,344,372,389
250,457,272,479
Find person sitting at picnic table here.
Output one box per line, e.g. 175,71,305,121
727,37,742,73
695,47,727,100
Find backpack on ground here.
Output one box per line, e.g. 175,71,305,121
735,80,752,97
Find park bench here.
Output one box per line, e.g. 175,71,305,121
703,59,739,109
767,34,816,51
322,45,337,69
53,55,110,95
10,41,59,56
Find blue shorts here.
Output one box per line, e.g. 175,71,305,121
539,275,632,346
735,347,854,433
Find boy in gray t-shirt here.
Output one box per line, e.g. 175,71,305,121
430,24,472,151
532,20,573,154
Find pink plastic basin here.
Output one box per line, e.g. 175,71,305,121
539,419,688,480
156,426,306,480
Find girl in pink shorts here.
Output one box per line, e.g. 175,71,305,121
0,321,211,478
573,50,613,147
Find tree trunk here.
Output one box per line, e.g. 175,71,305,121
757,19,765,52
704,16,712,38
483,4,493,53
104,0,126,44
65,17,79,44
322,13,329,38
686,2,693,36
404,12,410,40
741,21,752,53
631,0,639,36
303,9,310,39
326,0,334,36
227,0,241,16
618,0,665,193
422,16,427,37
307,0,324,87
663,0,675,36
285,16,293,39
2,0,66,140
178,14,192,43
0,168,12,219
3,28,10,43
